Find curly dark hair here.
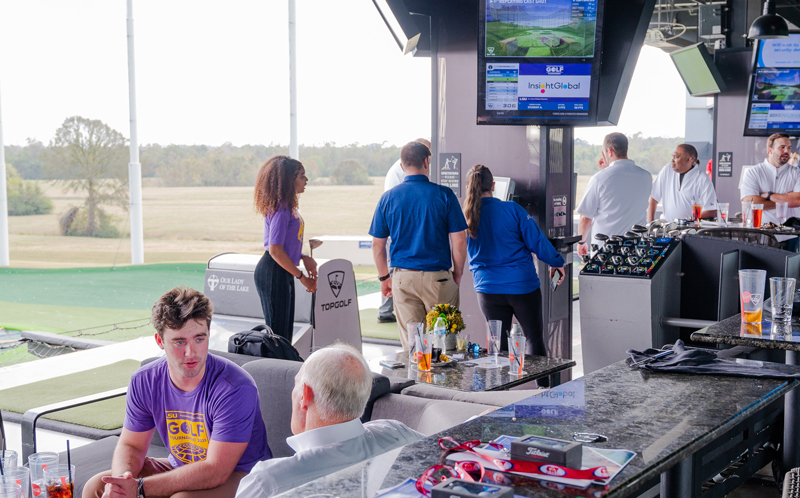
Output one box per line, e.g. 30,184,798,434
151,286,213,338
254,155,304,216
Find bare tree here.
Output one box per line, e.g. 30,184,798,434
46,116,129,237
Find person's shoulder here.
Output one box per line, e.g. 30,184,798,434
207,355,257,390
133,357,166,379
364,419,425,443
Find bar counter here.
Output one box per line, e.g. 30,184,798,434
273,357,799,498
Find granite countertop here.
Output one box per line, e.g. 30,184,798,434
691,313,800,351
273,358,798,498
368,351,575,392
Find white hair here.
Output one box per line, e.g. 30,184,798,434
298,343,373,421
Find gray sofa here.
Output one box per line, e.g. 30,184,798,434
59,351,497,497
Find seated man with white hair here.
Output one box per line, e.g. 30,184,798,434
235,344,424,498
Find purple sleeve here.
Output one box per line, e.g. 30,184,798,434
209,384,259,443
266,209,291,246
123,373,156,433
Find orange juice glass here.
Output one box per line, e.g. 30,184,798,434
752,204,763,227
692,203,702,221
416,334,432,372
739,269,766,324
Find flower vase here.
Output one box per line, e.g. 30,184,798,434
445,333,458,352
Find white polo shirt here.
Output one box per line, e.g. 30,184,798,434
384,159,405,191
740,159,800,224
576,159,652,244
651,163,717,222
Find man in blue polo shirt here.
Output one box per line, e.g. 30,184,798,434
369,141,468,350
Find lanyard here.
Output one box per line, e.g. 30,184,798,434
414,461,485,497
438,437,610,481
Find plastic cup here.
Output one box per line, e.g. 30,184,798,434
1,467,31,498
718,203,729,223
777,201,789,225
742,201,753,228
486,320,502,364
0,483,22,498
740,269,767,323
771,321,793,341
407,322,422,362
456,332,469,352
43,465,73,498
692,203,702,221
509,335,526,375
416,334,432,372
0,451,17,471
770,277,796,323
753,204,764,228
27,453,58,498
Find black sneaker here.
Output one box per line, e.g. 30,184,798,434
377,315,397,323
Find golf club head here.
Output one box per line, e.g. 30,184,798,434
626,256,639,266
591,244,599,253
667,229,680,238
611,255,623,265
632,224,647,233
581,254,591,264
623,231,638,240
594,233,609,241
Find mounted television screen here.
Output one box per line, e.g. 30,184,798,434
669,43,725,97
478,0,603,126
745,34,800,136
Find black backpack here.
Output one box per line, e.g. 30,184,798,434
228,325,304,362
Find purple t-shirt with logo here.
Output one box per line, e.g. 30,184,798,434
124,355,271,472
263,206,304,265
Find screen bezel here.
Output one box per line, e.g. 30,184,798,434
744,32,800,137
477,0,605,126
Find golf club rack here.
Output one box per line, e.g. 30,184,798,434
578,221,683,374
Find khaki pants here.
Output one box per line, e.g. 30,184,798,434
82,457,247,498
393,269,459,350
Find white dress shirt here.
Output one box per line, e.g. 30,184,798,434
576,159,652,245
235,419,424,498
651,163,718,222
384,159,405,192
740,159,800,225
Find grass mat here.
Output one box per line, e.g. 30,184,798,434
359,308,401,341
0,301,153,335
0,360,139,430
0,264,206,310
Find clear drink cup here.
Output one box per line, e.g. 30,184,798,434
740,269,767,324
742,201,753,228
27,452,58,498
486,320,502,365
1,467,31,498
0,483,21,498
718,203,729,223
770,277,796,323
43,465,74,498
508,335,526,375
0,451,17,471
416,334,432,372
406,322,422,362
776,201,789,225
753,204,764,228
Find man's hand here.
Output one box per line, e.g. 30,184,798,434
381,277,392,298
453,273,462,286
597,156,606,170
577,242,588,257
550,267,565,285
102,472,137,498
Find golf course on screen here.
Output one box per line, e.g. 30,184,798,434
754,70,800,103
485,0,596,58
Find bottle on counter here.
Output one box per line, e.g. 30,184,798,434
433,316,447,350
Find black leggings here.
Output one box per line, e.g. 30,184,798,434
254,252,295,342
476,288,545,356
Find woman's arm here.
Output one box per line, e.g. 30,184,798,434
269,244,316,292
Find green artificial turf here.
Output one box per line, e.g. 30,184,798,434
0,264,206,310
359,308,402,341
0,360,140,430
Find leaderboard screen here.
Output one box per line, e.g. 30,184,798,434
478,0,602,125
745,34,800,135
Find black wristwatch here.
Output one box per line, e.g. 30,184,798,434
767,192,773,201
378,273,391,282
137,478,146,498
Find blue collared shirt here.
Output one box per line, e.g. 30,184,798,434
468,197,564,294
369,174,468,271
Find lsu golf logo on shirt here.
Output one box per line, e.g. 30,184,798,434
166,411,209,463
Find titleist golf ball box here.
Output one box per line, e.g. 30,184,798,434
510,435,582,469
430,479,513,498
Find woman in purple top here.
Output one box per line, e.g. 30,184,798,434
254,156,317,342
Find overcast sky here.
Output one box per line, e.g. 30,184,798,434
0,1,687,147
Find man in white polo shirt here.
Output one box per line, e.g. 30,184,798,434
647,144,717,222
577,133,652,256
740,133,800,225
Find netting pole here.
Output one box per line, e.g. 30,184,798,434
127,0,144,265
0,74,9,267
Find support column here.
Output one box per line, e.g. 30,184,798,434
127,0,144,265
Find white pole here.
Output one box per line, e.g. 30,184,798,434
289,0,298,160
0,77,9,267
127,0,144,265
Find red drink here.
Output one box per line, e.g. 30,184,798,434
753,207,763,228
692,203,702,221
46,481,73,498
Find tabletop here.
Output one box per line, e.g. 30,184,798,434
368,351,575,392
274,357,800,498
691,314,800,351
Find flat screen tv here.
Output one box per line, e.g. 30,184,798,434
744,33,800,136
670,43,725,97
477,0,604,126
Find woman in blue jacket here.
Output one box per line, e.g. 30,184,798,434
464,164,565,359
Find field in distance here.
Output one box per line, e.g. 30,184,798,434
7,176,594,269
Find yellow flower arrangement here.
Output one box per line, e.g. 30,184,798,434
425,303,465,334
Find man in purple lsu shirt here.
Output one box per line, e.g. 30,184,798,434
83,287,270,498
